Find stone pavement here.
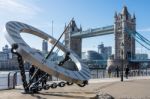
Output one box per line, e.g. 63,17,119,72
0,76,150,99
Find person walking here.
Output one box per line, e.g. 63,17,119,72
125,67,129,79
108,69,111,78
116,66,119,78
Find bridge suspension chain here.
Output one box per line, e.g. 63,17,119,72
135,35,150,50
136,32,150,45
126,30,150,50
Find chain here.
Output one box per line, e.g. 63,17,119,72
11,44,87,93
11,44,29,93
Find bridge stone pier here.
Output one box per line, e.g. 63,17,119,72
64,6,137,70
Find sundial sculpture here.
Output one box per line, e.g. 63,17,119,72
5,20,91,93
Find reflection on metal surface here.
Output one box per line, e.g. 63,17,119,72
5,21,91,84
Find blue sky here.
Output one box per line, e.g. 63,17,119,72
1,0,150,55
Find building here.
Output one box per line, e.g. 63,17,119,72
0,43,62,71
64,18,82,57
82,50,107,69
0,45,29,70
42,40,48,55
41,40,63,62
98,43,112,60
114,6,136,60
107,6,136,70
82,50,103,60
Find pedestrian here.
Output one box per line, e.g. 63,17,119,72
116,66,119,78
108,69,111,78
125,67,129,79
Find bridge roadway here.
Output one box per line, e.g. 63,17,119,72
71,25,114,38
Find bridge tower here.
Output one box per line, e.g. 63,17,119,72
64,19,82,57
114,6,136,60
107,6,136,70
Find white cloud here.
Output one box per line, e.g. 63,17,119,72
0,0,42,51
0,0,42,20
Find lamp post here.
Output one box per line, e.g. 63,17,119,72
121,42,124,82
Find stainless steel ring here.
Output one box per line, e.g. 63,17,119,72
5,21,91,84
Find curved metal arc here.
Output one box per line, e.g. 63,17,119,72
5,21,91,84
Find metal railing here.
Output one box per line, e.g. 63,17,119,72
90,68,150,79
0,68,150,90
0,71,17,90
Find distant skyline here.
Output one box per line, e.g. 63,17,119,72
1,0,150,56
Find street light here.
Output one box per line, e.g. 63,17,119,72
121,42,124,82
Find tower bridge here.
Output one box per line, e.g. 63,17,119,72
71,25,114,38
64,6,150,70
4,5,150,93
65,6,135,59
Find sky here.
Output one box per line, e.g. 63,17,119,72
1,0,150,56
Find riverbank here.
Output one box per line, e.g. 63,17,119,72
0,76,150,99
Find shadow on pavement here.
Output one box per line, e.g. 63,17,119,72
94,82,118,92
30,91,95,99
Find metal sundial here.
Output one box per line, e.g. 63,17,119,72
5,21,91,85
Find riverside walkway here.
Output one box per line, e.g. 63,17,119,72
0,76,150,99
